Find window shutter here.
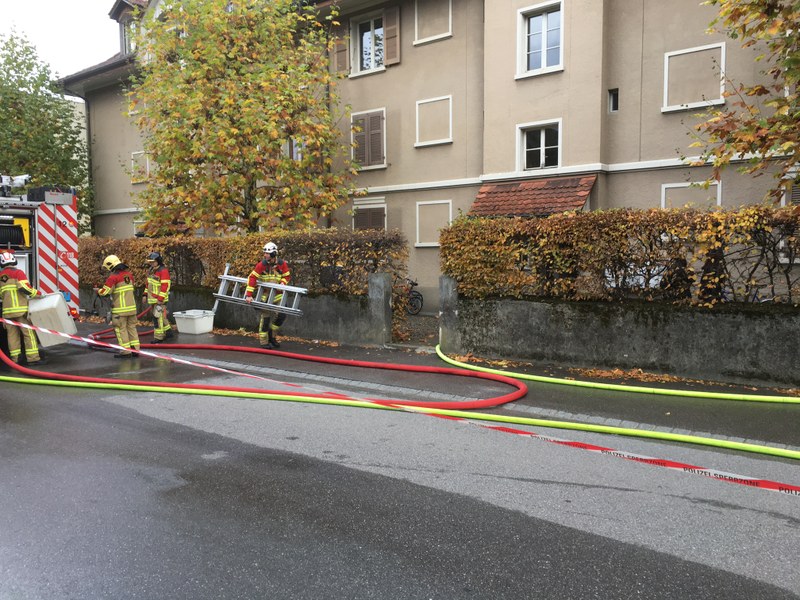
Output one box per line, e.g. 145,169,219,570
354,207,370,229
367,112,384,166
354,206,385,230
353,115,367,164
332,22,350,73
383,6,400,66
791,181,800,204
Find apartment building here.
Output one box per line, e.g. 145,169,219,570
62,0,783,307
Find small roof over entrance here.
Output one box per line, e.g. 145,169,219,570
469,175,596,218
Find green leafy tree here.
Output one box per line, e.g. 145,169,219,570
0,31,90,228
131,0,358,236
691,1,800,199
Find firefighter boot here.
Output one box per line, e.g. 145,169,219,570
268,327,280,349
259,315,275,349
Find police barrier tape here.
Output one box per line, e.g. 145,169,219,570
405,411,800,496
0,316,302,388
2,318,799,496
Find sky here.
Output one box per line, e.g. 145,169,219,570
4,1,122,78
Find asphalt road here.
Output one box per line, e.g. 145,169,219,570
0,332,798,599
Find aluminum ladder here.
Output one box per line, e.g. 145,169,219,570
212,263,307,317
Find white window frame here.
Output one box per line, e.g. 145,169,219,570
415,95,453,148
662,42,726,113
416,200,452,247
350,12,386,77
413,0,453,46
282,138,303,161
353,197,387,230
516,1,564,80
517,118,562,172
781,169,800,207
660,181,722,209
351,108,387,171
120,20,137,56
130,151,150,184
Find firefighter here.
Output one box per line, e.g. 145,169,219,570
0,250,44,365
94,254,140,358
143,251,173,343
244,241,291,349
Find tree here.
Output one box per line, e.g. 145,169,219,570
0,31,90,228
131,0,358,236
691,0,800,200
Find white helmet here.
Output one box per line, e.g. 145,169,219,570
0,251,17,267
263,242,277,255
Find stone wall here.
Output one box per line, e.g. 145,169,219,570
80,273,393,347
439,277,800,387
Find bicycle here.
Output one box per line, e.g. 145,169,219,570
405,278,423,315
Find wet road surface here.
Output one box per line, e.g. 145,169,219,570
0,326,798,599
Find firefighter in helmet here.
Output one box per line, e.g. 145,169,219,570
94,254,140,358
244,241,291,349
143,251,173,343
0,250,44,365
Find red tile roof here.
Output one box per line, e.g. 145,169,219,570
470,175,596,218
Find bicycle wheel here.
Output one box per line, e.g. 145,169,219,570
407,290,423,315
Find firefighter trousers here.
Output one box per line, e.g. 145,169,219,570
3,314,40,363
258,311,286,346
112,314,140,354
151,303,172,341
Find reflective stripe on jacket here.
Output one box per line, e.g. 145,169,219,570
146,266,171,304
97,269,137,316
246,259,291,296
0,267,40,317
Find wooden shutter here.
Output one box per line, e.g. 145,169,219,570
332,21,350,73
367,112,384,166
353,115,367,165
353,111,384,167
354,206,385,230
791,181,800,204
383,6,400,66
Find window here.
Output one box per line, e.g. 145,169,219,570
517,2,562,78
415,96,452,147
608,88,619,112
120,20,137,56
519,121,560,170
130,151,150,184
352,109,386,169
283,138,303,161
416,200,451,247
357,15,384,72
343,6,400,76
663,43,726,112
783,178,800,206
353,199,386,230
126,90,142,116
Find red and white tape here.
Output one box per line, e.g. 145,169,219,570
3,318,799,496
0,317,301,388
417,413,800,496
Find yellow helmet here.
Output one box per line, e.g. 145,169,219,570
103,254,122,271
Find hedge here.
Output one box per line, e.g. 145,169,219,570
440,205,800,306
80,228,408,295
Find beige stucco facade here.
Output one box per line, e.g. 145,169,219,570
63,0,784,310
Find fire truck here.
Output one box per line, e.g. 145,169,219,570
0,176,80,319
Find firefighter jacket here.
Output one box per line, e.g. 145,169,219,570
97,268,137,316
145,266,171,304
0,267,40,318
246,258,291,298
